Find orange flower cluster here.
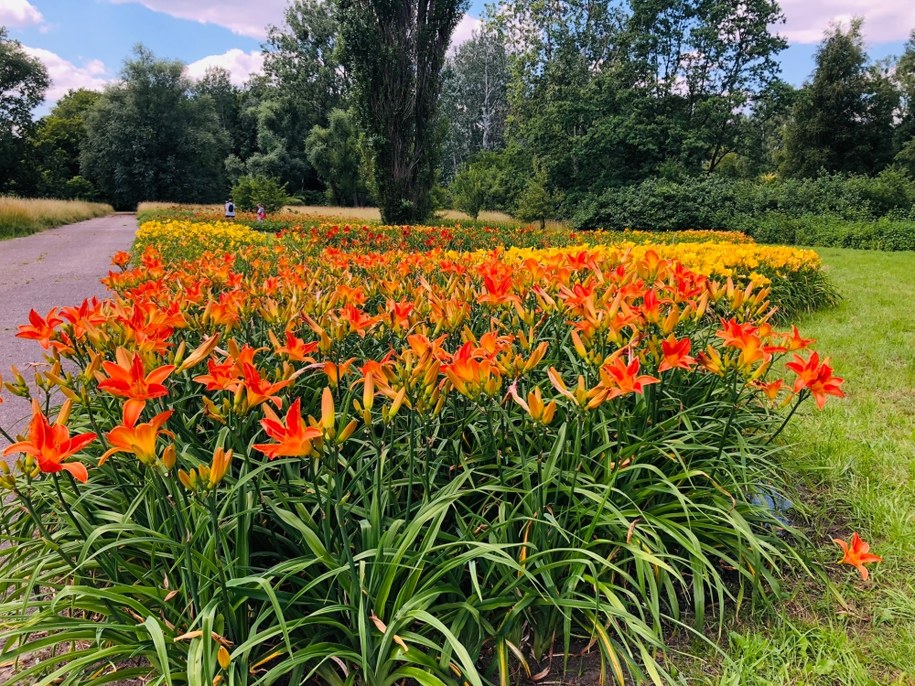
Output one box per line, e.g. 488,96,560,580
1,234,843,485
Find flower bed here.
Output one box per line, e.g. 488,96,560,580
0,221,843,685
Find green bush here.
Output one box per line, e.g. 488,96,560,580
751,214,915,251
231,176,288,213
573,172,915,235
450,163,491,220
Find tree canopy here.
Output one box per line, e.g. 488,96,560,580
81,46,229,209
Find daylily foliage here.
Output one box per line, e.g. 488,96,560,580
0,219,847,686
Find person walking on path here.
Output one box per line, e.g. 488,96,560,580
225,198,236,220
256,204,266,222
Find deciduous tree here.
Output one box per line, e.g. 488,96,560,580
0,27,49,192
440,28,509,179
81,46,229,209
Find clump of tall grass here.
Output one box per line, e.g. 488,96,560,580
0,197,114,238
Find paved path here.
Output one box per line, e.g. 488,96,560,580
0,213,137,441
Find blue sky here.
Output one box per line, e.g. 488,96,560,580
2,0,912,107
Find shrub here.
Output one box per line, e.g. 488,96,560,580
231,175,288,213
572,173,915,236
515,163,562,229
450,163,491,220
751,214,915,251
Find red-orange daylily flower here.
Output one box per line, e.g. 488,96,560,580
595,355,660,399
782,325,814,352
96,348,175,420
100,408,174,466
111,251,132,269
786,352,845,410
833,532,882,581
658,336,695,372
254,398,322,459
3,399,96,482
241,362,291,409
194,358,241,392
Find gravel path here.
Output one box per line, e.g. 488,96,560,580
0,213,136,442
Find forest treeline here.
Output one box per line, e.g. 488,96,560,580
2,2,915,226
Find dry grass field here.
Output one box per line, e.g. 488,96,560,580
0,197,114,239
136,202,568,227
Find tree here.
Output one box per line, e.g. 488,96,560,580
489,0,786,206
194,67,242,145
0,27,49,192
336,0,470,224
30,89,102,197
627,0,788,173
249,0,345,194
439,28,509,179
305,108,371,206
894,30,915,175
780,20,899,178
81,46,229,209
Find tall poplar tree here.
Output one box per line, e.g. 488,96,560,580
336,0,469,223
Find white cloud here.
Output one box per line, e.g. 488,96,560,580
451,14,482,50
186,49,265,85
106,0,286,39
779,1,915,44
0,0,44,27
22,47,111,104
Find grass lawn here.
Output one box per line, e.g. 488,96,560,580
688,248,915,685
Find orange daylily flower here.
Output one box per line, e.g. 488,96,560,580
97,348,175,419
3,399,96,483
547,368,590,409
443,342,502,398
507,382,556,425
786,352,845,410
833,532,882,581
254,398,322,459
178,446,234,491
269,330,318,362
307,387,359,444
17,308,64,349
100,408,173,466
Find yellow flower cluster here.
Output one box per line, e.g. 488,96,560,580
503,242,821,282
135,220,270,260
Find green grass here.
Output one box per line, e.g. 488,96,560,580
683,248,915,685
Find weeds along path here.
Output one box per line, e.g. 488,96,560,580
0,213,136,442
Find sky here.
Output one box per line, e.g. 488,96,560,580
2,0,913,110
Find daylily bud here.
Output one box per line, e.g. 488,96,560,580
161,444,176,470
207,447,232,488
178,334,221,372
